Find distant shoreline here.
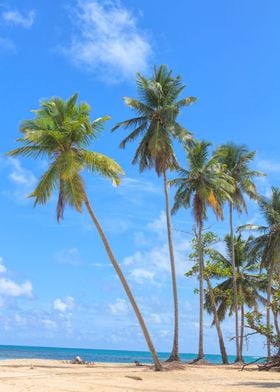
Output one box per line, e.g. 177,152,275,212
0,344,262,364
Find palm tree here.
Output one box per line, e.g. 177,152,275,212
239,187,280,358
205,234,265,360
7,93,162,371
187,230,229,364
112,65,196,361
215,143,263,362
170,141,233,362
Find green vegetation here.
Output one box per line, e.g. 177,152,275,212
6,65,280,368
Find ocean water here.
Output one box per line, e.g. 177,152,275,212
0,345,260,364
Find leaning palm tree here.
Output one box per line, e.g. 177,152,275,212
239,187,280,358
215,143,263,362
7,93,162,371
112,65,196,361
170,141,233,362
205,234,265,360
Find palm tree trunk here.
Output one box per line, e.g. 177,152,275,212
272,308,280,337
229,202,242,362
206,278,228,364
197,222,204,360
240,304,245,361
84,196,162,371
163,171,180,362
267,264,274,359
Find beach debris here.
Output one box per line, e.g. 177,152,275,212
125,375,143,381
71,356,86,365
68,356,95,366
134,360,144,367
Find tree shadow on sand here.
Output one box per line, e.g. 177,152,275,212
232,382,280,389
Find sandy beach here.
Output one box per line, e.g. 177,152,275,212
0,359,279,392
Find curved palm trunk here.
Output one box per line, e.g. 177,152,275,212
267,264,274,359
229,202,242,362
84,197,162,371
163,171,180,362
240,304,245,361
197,222,205,361
206,278,228,364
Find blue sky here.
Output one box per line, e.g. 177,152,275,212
1,0,280,356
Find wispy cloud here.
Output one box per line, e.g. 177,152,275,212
64,0,152,82
0,36,16,53
2,9,36,29
123,211,191,285
108,298,129,315
54,248,82,266
2,157,37,203
257,159,280,174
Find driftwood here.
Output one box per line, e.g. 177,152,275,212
258,356,280,371
125,375,143,381
241,356,280,371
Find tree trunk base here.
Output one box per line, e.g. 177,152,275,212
234,358,244,364
165,355,181,362
189,357,209,365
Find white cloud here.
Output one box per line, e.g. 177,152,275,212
0,258,7,274
129,268,156,284
3,157,37,202
2,9,35,29
0,257,33,298
0,278,32,298
122,211,192,287
108,298,129,315
147,210,166,231
124,239,191,285
53,297,75,313
65,0,152,82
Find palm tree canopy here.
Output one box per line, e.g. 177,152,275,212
204,234,265,321
112,64,196,175
215,143,264,212
7,93,124,221
239,187,280,269
170,141,234,225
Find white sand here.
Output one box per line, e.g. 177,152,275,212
0,359,279,392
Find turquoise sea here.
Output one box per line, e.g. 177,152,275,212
0,345,260,364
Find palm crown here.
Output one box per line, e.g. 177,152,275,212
171,141,234,225
7,93,124,221
215,143,263,212
112,64,196,175
205,234,264,321
241,187,280,269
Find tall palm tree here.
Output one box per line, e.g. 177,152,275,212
170,141,233,361
7,93,162,371
188,230,229,364
205,234,265,360
112,65,196,361
215,143,263,362
239,187,280,358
